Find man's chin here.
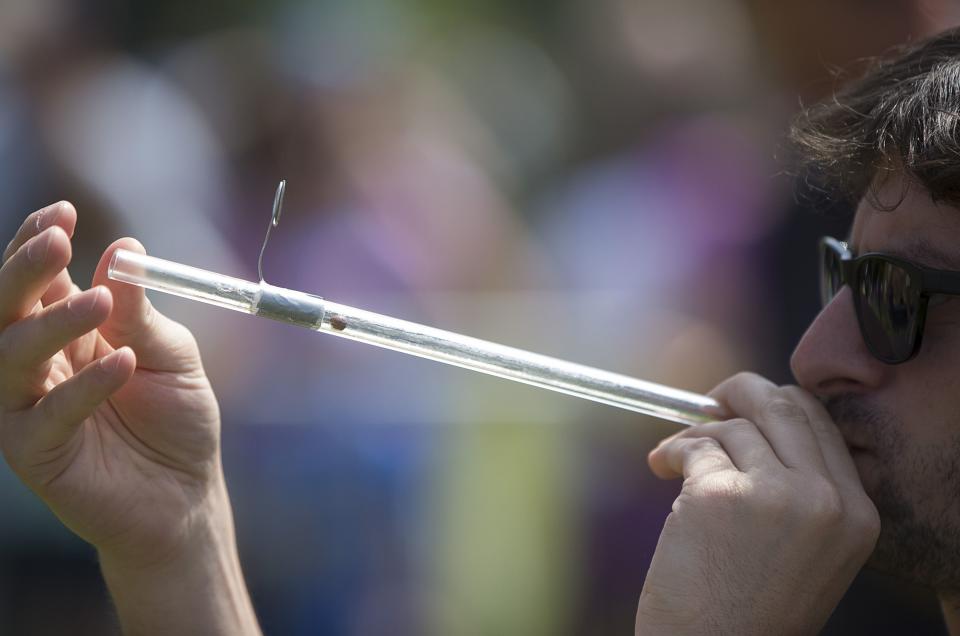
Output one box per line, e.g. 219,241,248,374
857,485,949,589
862,536,931,588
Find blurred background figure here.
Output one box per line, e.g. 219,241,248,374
1,0,958,634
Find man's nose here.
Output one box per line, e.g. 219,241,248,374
790,286,887,397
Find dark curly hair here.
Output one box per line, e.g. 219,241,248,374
790,27,960,211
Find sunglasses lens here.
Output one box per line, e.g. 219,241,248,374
819,243,843,306
855,259,921,362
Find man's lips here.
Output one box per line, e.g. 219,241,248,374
842,434,875,454
846,442,871,454
837,426,871,454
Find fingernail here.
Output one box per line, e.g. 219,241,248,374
26,230,52,264
67,287,103,317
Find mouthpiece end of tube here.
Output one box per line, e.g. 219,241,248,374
108,249,144,286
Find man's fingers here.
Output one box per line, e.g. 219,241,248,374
3,202,77,263
3,202,78,308
24,347,137,453
709,372,828,473
41,271,78,308
649,418,777,479
0,226,73,329
0,286,113,410
780,386,861,487
649,435,738,480
92,238,199,371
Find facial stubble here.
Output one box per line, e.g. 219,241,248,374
826,394,960,591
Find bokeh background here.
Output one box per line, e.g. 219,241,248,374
1,0,959,634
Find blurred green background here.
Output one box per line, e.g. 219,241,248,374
1,0,958,633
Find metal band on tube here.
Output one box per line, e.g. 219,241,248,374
254,284,326,329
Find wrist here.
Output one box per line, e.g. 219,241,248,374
97,468,229,571
98,475,260,636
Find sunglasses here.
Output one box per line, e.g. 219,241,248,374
819,237,960,364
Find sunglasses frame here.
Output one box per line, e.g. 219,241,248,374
820,236,960,364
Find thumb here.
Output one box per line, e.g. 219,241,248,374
92,238,201,372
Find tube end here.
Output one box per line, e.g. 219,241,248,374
107,249,122,281
107,248,149,287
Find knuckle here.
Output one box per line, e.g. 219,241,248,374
781,384,806,398
762,397,808,422
808,415,839,440
734,370,767,386
807,481,845,525
733,479,817,524
683,472,750,505
845,503,881,547
712,371,751,394
683,436,722,456
724,417,757,433
726,371,759,389
750,483,793,517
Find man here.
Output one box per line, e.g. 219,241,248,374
639,27,960,633
2,27,960,636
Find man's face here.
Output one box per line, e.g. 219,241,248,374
791,172,960,589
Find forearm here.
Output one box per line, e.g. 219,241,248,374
98,477,261,636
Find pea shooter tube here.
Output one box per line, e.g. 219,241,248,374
108,248,720,426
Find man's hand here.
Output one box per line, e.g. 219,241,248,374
636,372,880,635
0,202,260,635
